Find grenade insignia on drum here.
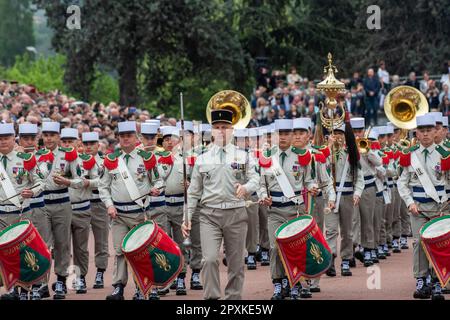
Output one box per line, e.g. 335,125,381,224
155,253,171,272
24,250,40,272
310,243,324,264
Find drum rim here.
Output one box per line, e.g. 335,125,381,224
0,220,31,247
275,215,313,239
121,220,156,253
420,215,450,240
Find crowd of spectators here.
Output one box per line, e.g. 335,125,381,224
1,59,449,152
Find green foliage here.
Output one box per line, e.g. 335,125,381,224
0,0,35,67
5,53,66,92
90,70,119,105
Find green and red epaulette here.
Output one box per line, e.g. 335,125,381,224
399,144,420,167
79,153,96,170
103,149,122,171
259,149,272,168
436,145,450,171
157,151,174,166
58,146,78,162
384,148,394,161
137,149,157,170
187,156,196,167
291,147,312,166
17,152,37,171
370,141,381,150
313,145,330,158
380,152,390,165
36,148,54,163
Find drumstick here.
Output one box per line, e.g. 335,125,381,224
131,186,165,202
0,184,40,204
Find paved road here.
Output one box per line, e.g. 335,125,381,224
1,232,425,300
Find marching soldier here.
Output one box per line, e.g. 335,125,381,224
0,123,44,300
302,118,336,292
351,118,383,267
246,128,270,268
176,121,204,291
397,114,448,300
259,119,319,300
366,129,389,261
183,109,260,300
99,121,163,300
36,122,84,300
19,123,51,299
81,132,109,290
158,125,189,295
234,128,259,270
59,128,94,295
138,121,169,300
324,123,364,277
388,122,411,250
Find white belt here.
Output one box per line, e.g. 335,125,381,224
271,195,304,204
412,190,446,198
206,201,246,210
336,186,354,193
30,196,44,204
91,193,100,199
71,200,91,210
44,192,69,200
364,176,376,184
0,205,25,212
165,196,184,204
115,203,146,212
150,195,165,202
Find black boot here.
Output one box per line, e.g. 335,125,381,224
53,278,67,300
0,287,19,300
93,270,104,289
413,278,431,299
190,270,203,290
271,282,283,300
260,249,270,266
326,256,336,277
341,260,352,276
281,278,290,298
431,280,445,301
247,254,257,270
176,277,187,296
106,284,125,301
363,250,373,267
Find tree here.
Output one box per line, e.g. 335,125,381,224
35,0,250,111
0,0,35,67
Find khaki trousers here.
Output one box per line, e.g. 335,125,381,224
71,210,91,276
200,206,247,300
391,187,402,238
90,202,109,270
258,205,270,250
384,188,394,243
147,206,169,233
355,186,376,249
374,196,384,246
190,207,203,271
44,202,72,277
166,205,188,274
325,194,355,260
246,202,259,254
400,198,412,236
111,213,146,287
267,206,299,280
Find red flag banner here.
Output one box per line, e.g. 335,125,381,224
420,215,450,287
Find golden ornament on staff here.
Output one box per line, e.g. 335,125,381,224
206,90,251,128
317,53,347,190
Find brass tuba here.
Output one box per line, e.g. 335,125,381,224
384,86,428,130
206,90,251,129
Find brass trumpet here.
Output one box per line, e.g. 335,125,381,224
206,90,251,128
356,126,372,154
